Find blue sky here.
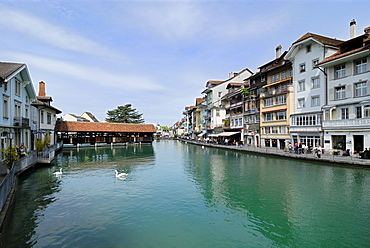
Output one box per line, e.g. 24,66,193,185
1,0,369,126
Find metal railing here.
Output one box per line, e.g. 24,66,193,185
0,141,63,214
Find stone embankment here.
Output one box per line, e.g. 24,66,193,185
179,139,370,168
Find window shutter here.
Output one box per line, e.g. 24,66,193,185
329,88,334,101
346,84,352,99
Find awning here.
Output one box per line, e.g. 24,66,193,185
197,131,207,137
217,131,241,137
262,108,287,113
208,133,219,137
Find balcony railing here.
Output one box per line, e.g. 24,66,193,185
323,118,370,127
14,117,30,127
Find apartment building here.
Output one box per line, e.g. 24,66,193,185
285,33,343,147
318,25,370,153
259,47,293,149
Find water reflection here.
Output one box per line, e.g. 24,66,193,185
0,145,155,248
182,144,370,247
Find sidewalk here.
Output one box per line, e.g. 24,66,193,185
181,139,370,168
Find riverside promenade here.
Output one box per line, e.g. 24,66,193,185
178,138,370,168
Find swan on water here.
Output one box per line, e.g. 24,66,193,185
115,170,128,178
53,168,63,176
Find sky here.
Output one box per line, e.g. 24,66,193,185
1,0,369,126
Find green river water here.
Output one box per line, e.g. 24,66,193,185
1,140,369,247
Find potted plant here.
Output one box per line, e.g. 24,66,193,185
3,146,19,172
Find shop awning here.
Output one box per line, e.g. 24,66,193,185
217,131,241,137
208,133,220,137
197,131,207,137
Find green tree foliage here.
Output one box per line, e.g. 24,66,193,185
3,146,19,169
106,104,145,123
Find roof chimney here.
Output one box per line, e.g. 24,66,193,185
38,81,46,97
350,19,356,38
364,26,370,35
276,45,282,58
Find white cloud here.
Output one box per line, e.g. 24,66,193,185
130,2,206,41
127,2,291,43
0,7,121,59
1,51,164,91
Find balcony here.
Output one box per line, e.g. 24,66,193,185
230,101,243,108
323,118,370,128
14,117,30,127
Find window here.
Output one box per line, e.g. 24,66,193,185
275,95,286,105
264,98,273,107
311,77,320,89
216,110,220,116
271,73,280,83
15,79,21,96
14,102,21,117
279,126,285,134
335,86,346,100
3,97,8,118
261,75,266,82
306,44,311,53
4,82,7,92
41,110,44,124
272,126,278,133
340,108,349,119
47,113,52,124
311,95,320,106
264,112,273,121
335,64,346,79
282,70,287,80
289,69,293,77
355,82,367,97
298,98,305,108
365,106,370,118
355,106,362,118
354,58,367,74
276,111,286,120
292,114,319,126
265,127,270,134
298,80,305,91
299,63,306,73
312,59,319,69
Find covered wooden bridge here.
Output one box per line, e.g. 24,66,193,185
55,121,156,145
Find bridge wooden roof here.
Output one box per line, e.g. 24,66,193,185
55,121,156,133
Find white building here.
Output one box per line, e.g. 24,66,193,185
318,24,370,153
32,81,62,147
0,62,37,157
285,33,342,147
202,69,253,135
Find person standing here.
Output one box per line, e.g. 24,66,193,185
316,145,322,158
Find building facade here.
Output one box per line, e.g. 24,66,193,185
285,33,343,148
318,26,370,153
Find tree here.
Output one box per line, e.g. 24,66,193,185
106,104,145,123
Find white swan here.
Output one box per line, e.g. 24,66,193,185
115,170,128,178
53,168,63,176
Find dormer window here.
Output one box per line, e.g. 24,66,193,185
306,44,311,53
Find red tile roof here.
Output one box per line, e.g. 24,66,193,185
293,33,343,46
195,98,204,105
318,46,370,65
55,121,156,133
